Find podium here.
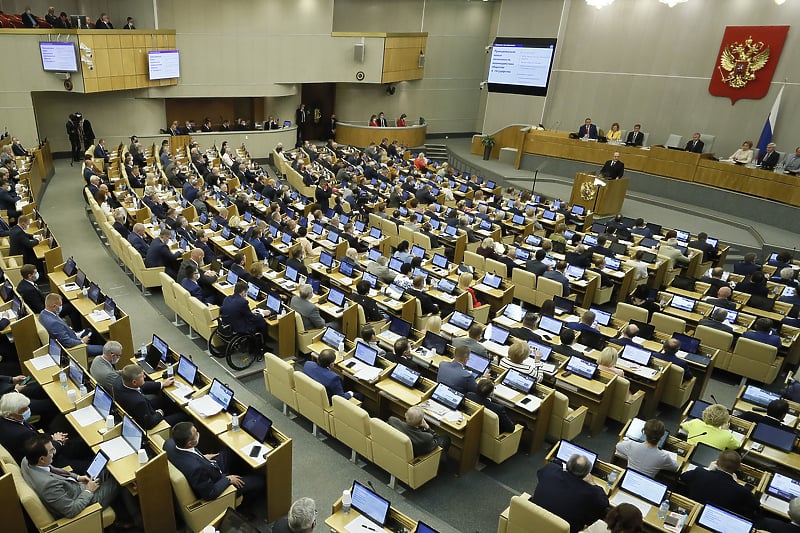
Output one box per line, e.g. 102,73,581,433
569,173,628,216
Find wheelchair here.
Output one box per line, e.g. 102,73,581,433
208,319,264,371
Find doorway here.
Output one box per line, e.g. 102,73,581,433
300,83,336,142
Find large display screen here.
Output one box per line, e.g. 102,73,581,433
148,50,181,80
39,41,78,72
487,37,557,96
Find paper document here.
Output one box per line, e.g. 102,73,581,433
71,406,103,427
610,492,651,517
187,395,223,417
30,354,57,370
61,283,80,292
344,515,390,533
240,442,268,465
515,395,542,412
99,437,135,461
354,366,382,383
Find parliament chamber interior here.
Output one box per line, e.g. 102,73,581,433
2,0,800,532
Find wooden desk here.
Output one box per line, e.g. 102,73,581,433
552,369,616,435
325,496,416,533
493,380,555,455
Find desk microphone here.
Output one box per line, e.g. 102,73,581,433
710,395,720,406
687,431,707,440
752,406,767,412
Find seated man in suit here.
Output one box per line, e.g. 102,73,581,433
145,228,182,279
93,139,110,164
39,293,104,357
733,252,762,276
0,392,72,465
704,286,737,310
407,275,439,316
698,307,734,333
165,422,264,506
510,312,543,342
742,317,782,349
127,223,150,258
685,132,704,153
388,405,450,457
701,267,729,296
10,214,41,266
437,345,481,394
531,454,609,533
599,152,625,179
578,118,598,140
220,281,269,338
88,341,124,393
525,248,551,277
388,337,421,371
552,329,582,359
17,264,82,327
113,364,185,430
567,310,601,336
625,124,644,146
654,338,693,381
180,265,217,305
452,323,489,359
680,450,759,520
21,434,124,521
757,142,780,170
609,324,640,347
737,398,791,429
688,232,718,263
303,348,360,401
351,280,386,322
290,284,327,330
467,379,515,434
543,260,571,297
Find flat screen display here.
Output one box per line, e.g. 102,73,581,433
39,41,78,72
487,37,557,96
148,50,181,80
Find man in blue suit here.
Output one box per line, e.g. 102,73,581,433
220,281,269,337
436,346,478,394
578,118,598,140
39,293,103,356
303,348,360,401
145,228,182,278
127,223,149,257
543,260,571,297
93,139,110,164
165,422,264,504
567,310,601,336
741,317,782,349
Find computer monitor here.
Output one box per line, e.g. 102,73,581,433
672,332,700,354
589,308,612,326
482,272,503,289
422,331,448,355
327,287,346,308
618,469,668,506
320,251,335,268
566,356,597,380
390,364,420,387
555,440,596,470
465,353,490,376
502,303,525,322
687,400,712,420
487,324,510,345
87,283,102,304
68,358,84,388
176,355,198,386
350,480,391,527
208,379,234,412
629,319,655,340
388,316,412,338
696,504,753,533
621,345,652,366
741,385,781,408
240,406,273,443
266,293,282,315
502,369,536,394
751,423,796,453
449,311,474,331
321,327,346,349
766,472,800,502
246,282,260,301
121,415,143,452
431,383,464,410
353,342,378,366
690,442,722,468
670,295,696,312
539,316,563,336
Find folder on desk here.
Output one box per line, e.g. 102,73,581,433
188,394,224,418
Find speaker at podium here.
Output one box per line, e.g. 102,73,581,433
569,172,628,216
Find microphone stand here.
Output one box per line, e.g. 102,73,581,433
531,169,539,196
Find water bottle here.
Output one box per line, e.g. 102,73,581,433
59,369,67,390
79,383,87,398
658,499,670,520
606,470,618,487
338,340,345,360
166,363,174,378
140,343,147,359
341,489,352,514
231,413,240,432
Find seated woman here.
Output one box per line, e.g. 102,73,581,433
583,503,643,533
615,419,679,478
499,339,542,379
597,347,625,377
680,403,741,450
477,237,500,260
729,140,754,164
422,315,442,336
396,113,407,127
368,115,378,127
606,122,622,143
180,265,216,305
458,272,481,308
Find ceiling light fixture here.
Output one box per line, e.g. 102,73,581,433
775,0,786,5
659,0,689,6
585,0,615,8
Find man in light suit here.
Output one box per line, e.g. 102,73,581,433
21,434,120,519
290,284,326,330
436,345,480,394
89,341,124,392
685,132,704,153
578,118,598,140
165,422,264,504
452,324,489,359
303,348,358,401
625,124,644,146
600,152,625,179
40,293,104,356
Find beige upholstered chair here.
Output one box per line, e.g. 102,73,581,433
0,460,112,532
295,312,324,356
368,418,442,490
607,376,645,423
485,258,507,277
165,456,238,532
466,295,491,325
694,325,733,369
479,408,524,464
547,391,587,441
497,494,569,533
650,312,686,335
511,269,537,307
729,337,780,384
160,272,183,326
661,364,696,409
264,353,298,416
124,241,164,294
185,296,219,341
463,250,485,271
614,302,649,324
535,276,569,308
293,371,334,437
331,395,373,463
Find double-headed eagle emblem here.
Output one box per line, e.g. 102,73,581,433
580,182,596,201
718,36,770,89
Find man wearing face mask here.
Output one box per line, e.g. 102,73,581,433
17,264,82,327
89,341,125,392
40,293,104,357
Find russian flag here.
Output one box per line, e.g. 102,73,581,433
757,85,784,155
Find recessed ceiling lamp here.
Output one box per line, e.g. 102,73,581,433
585,0,615,8
775,0,786,5
659,0,689,6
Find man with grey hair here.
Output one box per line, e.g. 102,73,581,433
272,497,317,533
531,454,609,532
145,227,182,278
0,392,76,467
290,284,326,329
89,341,124,392
127,222,149,257
112,364,183,430
757,142,780,170
388,405,450,457
698,307,735,333
366,255,396,284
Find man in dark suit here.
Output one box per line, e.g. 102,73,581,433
704,286,737,311
565,244,591,268
220,281,269,337
113,364,184,430
17,264,82,326
467,379,515,434
295,104,308,145
127,223,149,257
407,276,439,315
685,132,704,153
145,228,181,278
0,392,72,465
510,312,543,343
680,450,759,519
351,280,386,322
526,249,551,277
53,11,71,28
625,124,644,146
436,346,478,394
123,17,136,29
0,179,22,222
531,455,609,532
376,112,388,127
701,267,728,295
286,247,309,278
654,338,693,381
303,349,357,401
388,405,450,457
543,260,571,297
95,13,113,29
609,324,640,347
93,139,110,164
600,152,625,179
687,232,718,262
757,499,800,533
737,398,791,429
578,118,598,140
387,338,421,372
165,422,264,503
697,308,735,333
757,143,780,170
567,311,602,336
552,329,582,359
742,317,782,349
21,7,39,27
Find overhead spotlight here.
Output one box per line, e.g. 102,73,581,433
385,84,396,96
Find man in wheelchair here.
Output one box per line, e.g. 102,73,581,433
219,280,272,355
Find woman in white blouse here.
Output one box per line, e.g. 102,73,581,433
729,140,754,164
499,339,542,381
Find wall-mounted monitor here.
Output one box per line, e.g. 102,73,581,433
487,37,557,96
39,41,78,72
148,50,181,80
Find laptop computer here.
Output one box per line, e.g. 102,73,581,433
422,331,448,355
762,472,800,516
604,256,622,271
427,383,464,417
176,355,198,387
553,295,575,316
99,415,144,461
494,369,536,401
343,341,379,373
589,308,612,326
436,277,457,295
140,334,169,373
696,504,753,533
610,469,668,513
390,363,421,387
687,400,712,420
321,327,346,350
217,269,238,289
351,480,391,528
741,384,780,408
246,282,260,301
378,317,412,344
689,442,723,468
555,440,597,470
415,521,439,533
565,356,598,379
240,405,274,445
536,316,563,340
465,352,491,378
326,287,347,310
71,385,113,427
431,253,449,271
670,295,696,312
441,311,474,336
620,344,652,367
672,332,701,354
750,423,796,453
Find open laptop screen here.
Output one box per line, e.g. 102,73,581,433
589,308,612,326
566,356,597,380
619,469,668,506
503,303,525,322
85,450,109,479
321,327,346,349
327,287,346,307
670,295,696,312
555,440,596,470
431,383,464,410
449,311,474,331
688,400,712,420
697,504,753,533
351,480,391,527
672,332,700,354
741,385,780,408
528,341,552,361
465,353,490,375
390,364,420,387
502,369,536,394
177,355,198,386
241,406,272,443
422,331,448,355
432,253,448,269
539,316,563,336
766,472,800,502
92,386,113,419
621,345,652,366
208,379,234,412
354,342,378,366
690,442,722,468
121,415,143,452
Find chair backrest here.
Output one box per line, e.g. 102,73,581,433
166,460,199,508
665,134,683,148
508,496,569,533
699,133,715,152
483,407,501,438
464,250,484,270
485,258,506,277
650,312,686,334
294,311,306,333
265,352,296,400
694,325,733,351
370,418,413,461
537,276,564,298
332,395,371,438
614,302,648,323
294,371,331,408
1,461,56,528
733,337,778,363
